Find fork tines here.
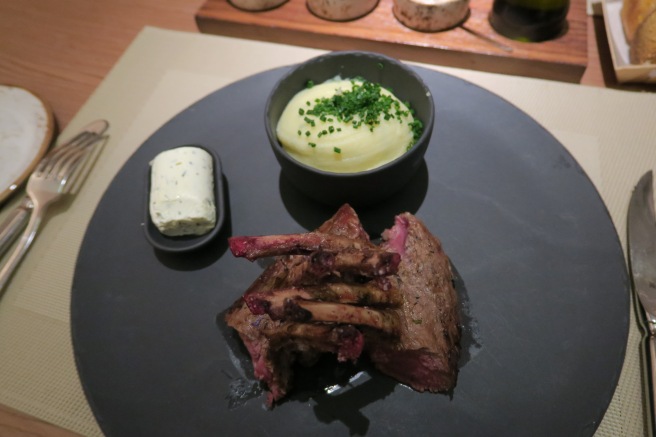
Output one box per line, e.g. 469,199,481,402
38,130,104,174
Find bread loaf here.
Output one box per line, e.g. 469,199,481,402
622,0,656,63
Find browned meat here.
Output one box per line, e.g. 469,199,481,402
224,205,460,407
264,299,401,333
245,283,402,310
304,248,400,279
229,233,370,260
314,204,372,240
230,235,400,279
367,213,461,392
225,204,375,406
226,298,364,403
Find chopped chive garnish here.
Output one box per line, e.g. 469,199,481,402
334,147,341,153
296,79,423,149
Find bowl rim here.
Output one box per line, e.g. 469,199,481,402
264,50,435,179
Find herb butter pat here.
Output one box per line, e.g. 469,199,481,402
276,78,423,173
149,147,216,237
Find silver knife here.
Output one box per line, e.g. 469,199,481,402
628,170,656,434
0,120,109,257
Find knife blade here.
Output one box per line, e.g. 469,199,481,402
628,170,656,434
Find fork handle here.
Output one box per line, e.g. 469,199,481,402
0,204,47,296
0,197,33,259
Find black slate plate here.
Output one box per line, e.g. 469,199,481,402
71,65,629,437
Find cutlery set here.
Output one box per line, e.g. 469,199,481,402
0,120,109,295
628,170,656,434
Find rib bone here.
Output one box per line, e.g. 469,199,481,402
229,233,369,260
264,299,400,335
245,283,402,316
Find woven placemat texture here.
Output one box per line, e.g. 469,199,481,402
0,27,654,436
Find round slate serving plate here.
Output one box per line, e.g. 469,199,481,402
71,65,629,437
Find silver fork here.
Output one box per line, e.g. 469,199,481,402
0,120,108,257
0,123,108,294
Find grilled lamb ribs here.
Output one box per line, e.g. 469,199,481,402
225,204,375,406
224,204,460,407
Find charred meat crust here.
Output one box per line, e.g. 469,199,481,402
370,213,461,392
225,204,376,406
224,204,460,406
230,234,400,280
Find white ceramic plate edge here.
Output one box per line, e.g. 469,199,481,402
0,84,55,205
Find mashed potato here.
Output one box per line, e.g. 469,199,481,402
276,79,422,173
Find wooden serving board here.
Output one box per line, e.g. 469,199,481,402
196,0,588,83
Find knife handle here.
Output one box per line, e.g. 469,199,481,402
649,334,656,434
0,197,32,258
0,199,50,295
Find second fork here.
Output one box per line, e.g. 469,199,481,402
0,120,109,294
0,121,108,257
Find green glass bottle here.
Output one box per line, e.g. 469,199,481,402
489,0,570,42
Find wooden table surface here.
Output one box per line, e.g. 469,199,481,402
0,0,653,435
1,0,653,132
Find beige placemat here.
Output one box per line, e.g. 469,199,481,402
1,26,655,436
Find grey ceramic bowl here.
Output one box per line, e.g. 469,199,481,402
265,51,435,207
